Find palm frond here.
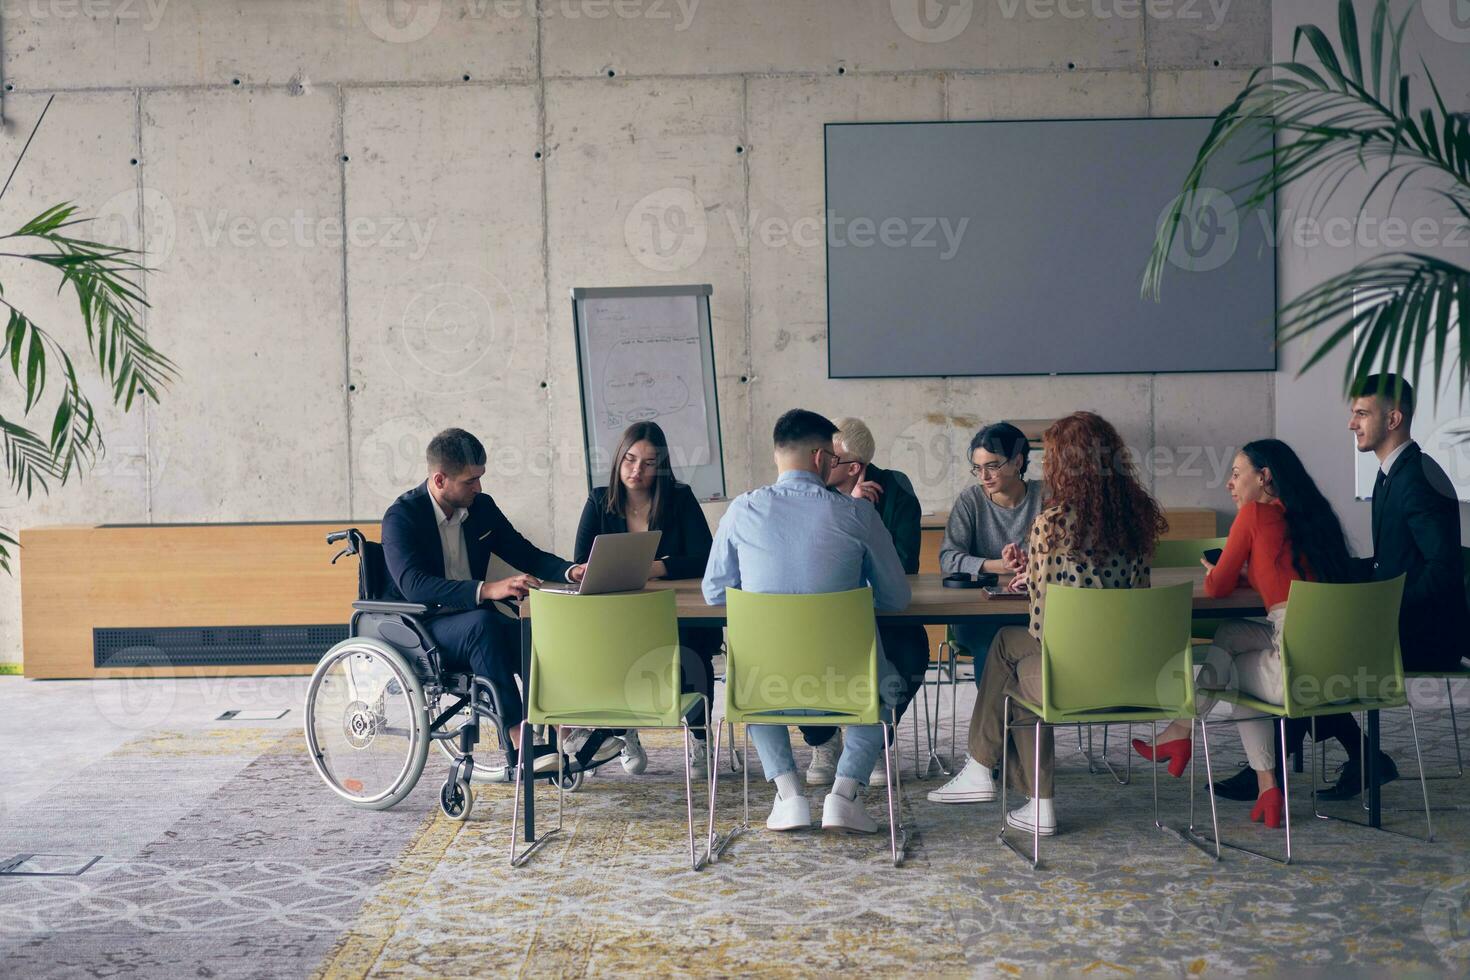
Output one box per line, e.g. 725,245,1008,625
1143,0,1470,406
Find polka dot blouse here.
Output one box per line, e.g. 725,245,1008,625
1024,504,1151,641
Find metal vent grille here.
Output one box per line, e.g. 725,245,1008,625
93,625,346,668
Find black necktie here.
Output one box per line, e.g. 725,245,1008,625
1373,468,1388,499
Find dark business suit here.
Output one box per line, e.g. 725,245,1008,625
382,481,574,731
1366,442,1468,671
802,463,931,748
574,483,721,735
1302,442,1469,769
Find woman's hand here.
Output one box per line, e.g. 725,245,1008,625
649,559,668,580
1006,568,1031,593
1001,542,1027,574
1199,556,1215,573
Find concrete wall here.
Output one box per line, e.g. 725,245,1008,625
1271,0,1470,556
0,0,1274,663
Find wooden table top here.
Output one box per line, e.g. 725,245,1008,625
522,568,1264,623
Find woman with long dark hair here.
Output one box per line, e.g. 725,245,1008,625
1137,438,1357,828
929,413,1165,836
572,421,721,776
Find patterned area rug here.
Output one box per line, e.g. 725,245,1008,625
2,675,1469,977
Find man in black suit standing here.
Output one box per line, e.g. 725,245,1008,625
1317,374,1469,799
382,428,586,773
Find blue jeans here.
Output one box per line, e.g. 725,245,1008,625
747,651,901,790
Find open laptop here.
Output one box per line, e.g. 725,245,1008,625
537,530,662,595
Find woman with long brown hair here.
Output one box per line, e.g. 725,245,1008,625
928,413,1167,837
572,421,722,776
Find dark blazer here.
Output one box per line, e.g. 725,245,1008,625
382,481,574,611
1369,442,1469,671
574,483,713,581
865,462,922,575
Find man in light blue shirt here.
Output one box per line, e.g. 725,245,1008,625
703,409,912,833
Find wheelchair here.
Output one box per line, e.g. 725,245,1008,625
304,528,586,821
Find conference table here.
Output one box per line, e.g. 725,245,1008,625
515,569,1389,842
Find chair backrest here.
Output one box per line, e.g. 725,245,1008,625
527,589,683,725
1279,576,1406,716
1039,582,1195,722
724,587,880,725
355,533,405,603
1152,537,1229,569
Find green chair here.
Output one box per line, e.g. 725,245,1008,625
708,587,906,867
1396,547,1470,787
511,589,712,870
1152,536,1229,570
1000,582,1213,869
1198,575,1431,865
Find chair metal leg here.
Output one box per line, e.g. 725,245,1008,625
1312,710,1436,841
1409,679,1464,784
949,642,959,774
707,722,748,862
997,696,1042,869
1082,722,1131,785
1209,716,1293,865
510,721,564,867
725,719,744,773
883,721,908,866
1158,719,1221,863
681,720,708,871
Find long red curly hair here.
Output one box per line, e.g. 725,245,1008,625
1041,412,1168,557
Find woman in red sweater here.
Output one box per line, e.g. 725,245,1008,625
1135,439,1356,828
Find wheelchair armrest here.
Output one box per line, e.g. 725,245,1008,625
352,599,437,616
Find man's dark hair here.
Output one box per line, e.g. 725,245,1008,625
427,428,486,476
1352,373,1416,425
969,421,1031,477
772,409,838,450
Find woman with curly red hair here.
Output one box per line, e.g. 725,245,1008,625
928,413,1167,836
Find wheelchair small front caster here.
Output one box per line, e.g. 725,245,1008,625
557,769,583,793
440,778,473,820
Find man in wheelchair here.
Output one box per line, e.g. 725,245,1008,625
381,427,621,777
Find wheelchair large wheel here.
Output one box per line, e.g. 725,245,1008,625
305,638,430,810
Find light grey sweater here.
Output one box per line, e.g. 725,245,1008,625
939,480,1048,576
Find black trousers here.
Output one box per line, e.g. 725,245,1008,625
424,607,525,731
800,624,931,748
680,626,722,738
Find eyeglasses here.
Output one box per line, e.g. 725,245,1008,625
817,448,860,468
969,460,1014,477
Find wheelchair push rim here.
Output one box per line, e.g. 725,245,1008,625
305,638,430,809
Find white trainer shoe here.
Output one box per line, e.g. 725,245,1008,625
870,751,891,788
766,790,812,831
926,756,997,804
1005,797,1057,836
822,789,879,834
687,739,709,779
620,730,648,774
561,728,623,766
805,732,843,786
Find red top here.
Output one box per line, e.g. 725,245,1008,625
1205,499,1310,608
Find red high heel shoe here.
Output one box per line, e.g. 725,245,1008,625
1250,786,1284,828
1131,736,1192,778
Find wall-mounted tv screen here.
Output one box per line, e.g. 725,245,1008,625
824,118,1276,378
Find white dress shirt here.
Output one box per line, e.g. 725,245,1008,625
433,496,478,601
1379,439,1411,476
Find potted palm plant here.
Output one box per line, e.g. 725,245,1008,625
1146,0,1468,404
0,98,174,575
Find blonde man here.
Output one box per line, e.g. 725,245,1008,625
803,416,930,786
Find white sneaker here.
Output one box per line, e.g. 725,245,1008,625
926,756,997,804
870,751,891,788
822,789,879,834
766,790,812,831
687,739,709,779
620,730,648,774
805,732,843,786
561,728,623,766
1005,797,1057,836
